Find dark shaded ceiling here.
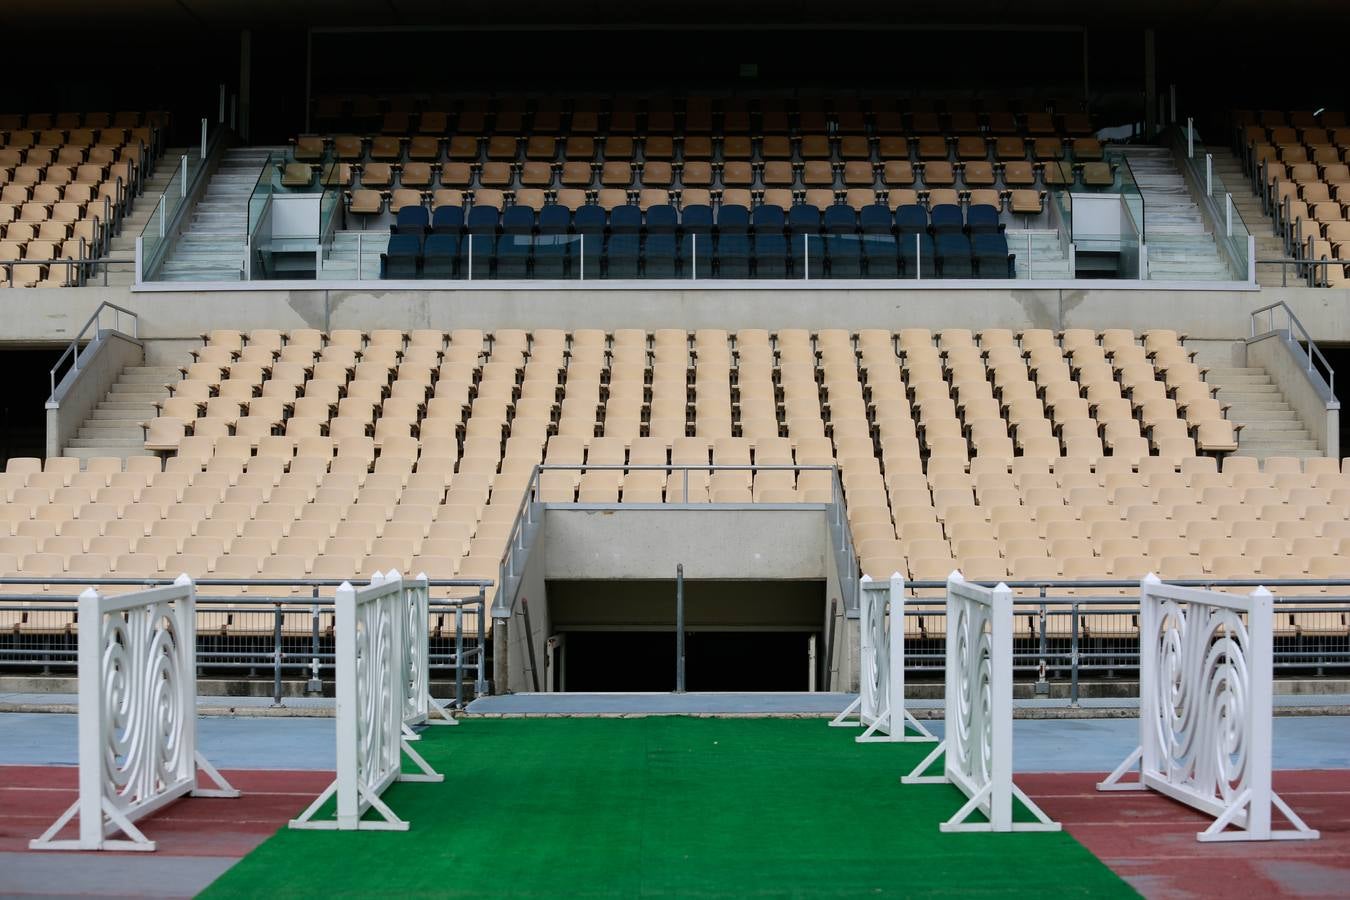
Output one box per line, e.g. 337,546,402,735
12,0,1350,30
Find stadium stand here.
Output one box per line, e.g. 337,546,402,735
273,95,1122,279
1235,108,1350,285
16,326,1345,645
0,111,167,287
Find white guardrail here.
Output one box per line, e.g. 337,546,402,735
902,571,1061,833
829,572,934,743
290,570,443,831
29,575,239,852
1098,574,1321,842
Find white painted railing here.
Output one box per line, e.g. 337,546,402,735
829,572,934,743
29,576,238,851
1098,574,1320,842
903,571,1060,832
290,570,443,831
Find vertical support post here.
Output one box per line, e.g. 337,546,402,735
691,233,697,280
333,581,358,827
824,598,837,692
476,594,487,695
803,233,810,281
1247,585,1275,836
76,588,103,847
887,572,905,742
675,563,686,693
272,605,283,705
808,634,817,692
1206,153,1213,196
200,119,207,160
1070,601,1081,704
307,596,321,693
1187,118,1194,157
181,155,187,197
1138,575,1160,775
1226,193,1233,237
454,606,465,708
989,583,1014,831
915,233,921,280
519,597,540,693
218,84,226,124
466,233,472,281
579,233,584,281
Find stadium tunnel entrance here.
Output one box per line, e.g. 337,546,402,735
541,579,826,692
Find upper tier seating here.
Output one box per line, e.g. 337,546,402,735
1236,108,1350,285
0,111,166,287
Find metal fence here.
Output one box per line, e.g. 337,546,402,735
889,580,1350,702
0,576,493,708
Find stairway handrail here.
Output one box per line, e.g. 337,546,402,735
1249,300,1337,401
47,302,141,402
135,121,232,284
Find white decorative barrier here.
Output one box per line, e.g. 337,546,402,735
399,570,456,737
291,570,443,831
1097,574,1320,842
830,573,935,743
30,576,238,852
902,572,1059,832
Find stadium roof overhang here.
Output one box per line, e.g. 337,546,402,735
16,0,1350,30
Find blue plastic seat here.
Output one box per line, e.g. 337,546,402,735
717,204,751,233
392,205,429,237
680,205,714,232
860,203,896,234
823,205,858,235
972,233,1013,277
717,232,751,278
431,205,464,236
421,234,461,278
502,205,535,236
538,204,571,234
893,204,927,235
788,205,822,235
381,233,421,279
647,205,679,235
752,204,786,234
935,233,974,277
610,205,642,234
645,234,678,277
466,205,500,236
966,204,1003,235
929,204,964,234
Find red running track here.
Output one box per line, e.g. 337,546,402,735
1024,770,1350,900
2,765,1347,898
0,765,332,857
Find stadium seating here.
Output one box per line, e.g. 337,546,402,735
277,94,1120,279
0,111,166,287
1235,108,1349,285
2,325,1346,643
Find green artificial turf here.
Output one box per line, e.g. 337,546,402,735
200,717,1136,898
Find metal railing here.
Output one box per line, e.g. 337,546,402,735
47,301,140,400
1173,121,1257,284
493,463,859,620
1254,255,1350,288
890,582,1350,702
1250,300,1337,398
137,119,229,283
0,576,493,706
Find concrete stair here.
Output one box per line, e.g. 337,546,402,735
156,148,280,282
1204,365,1321,459
1115,146,1233,281
1005,229,1073,278
1210,148,1287,288
102,149,190,286
62,366,179,460
319,230,388,280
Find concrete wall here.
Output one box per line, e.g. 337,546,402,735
15,283,1350,344
45,331,142,458
1246,331,1340,457
540,507,830,580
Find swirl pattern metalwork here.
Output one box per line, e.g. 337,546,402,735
1151,598,1251,805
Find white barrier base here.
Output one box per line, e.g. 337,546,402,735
29,752,239,852
288,738,443,832
1098,746,1321,842
829,696,937,743
903,741,1061,833
404,697,459,741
